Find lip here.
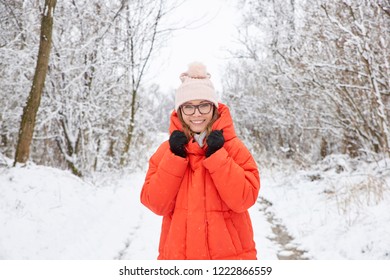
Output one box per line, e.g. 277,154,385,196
190,120,205,124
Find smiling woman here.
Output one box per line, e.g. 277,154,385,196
140,62,261,260
180,101,214,134
174,62,220,138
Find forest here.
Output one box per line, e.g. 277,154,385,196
0,0,389,176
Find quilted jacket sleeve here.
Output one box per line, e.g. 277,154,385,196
203,138,260,213
140,141,188,216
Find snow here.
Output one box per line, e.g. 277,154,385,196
1,154,389,260
261,155,390,259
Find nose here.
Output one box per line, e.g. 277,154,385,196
193,107,202,116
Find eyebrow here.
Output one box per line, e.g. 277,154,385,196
183,100,210,105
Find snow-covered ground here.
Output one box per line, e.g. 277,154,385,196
0,153,389,260
261,155,390,259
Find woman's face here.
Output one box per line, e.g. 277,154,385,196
180,100,214,133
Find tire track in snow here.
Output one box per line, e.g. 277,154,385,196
114,212,143,260
258,197,309,260
114,208,161,260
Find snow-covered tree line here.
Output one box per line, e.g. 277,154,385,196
223,0,389,164
1,0,388,175
0,0,175,175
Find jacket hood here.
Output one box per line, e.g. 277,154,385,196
169,103,236,142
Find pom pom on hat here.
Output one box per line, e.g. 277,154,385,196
175,62,218,111
185,62,209,79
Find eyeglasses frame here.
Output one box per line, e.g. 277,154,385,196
180,102,214,116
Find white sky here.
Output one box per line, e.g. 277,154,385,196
152,0,240,93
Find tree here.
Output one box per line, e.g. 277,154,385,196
119,0,167,166
0,1,40,159
29,0,178,175
223,0,390,163
13,0,57,165
1,0,183,174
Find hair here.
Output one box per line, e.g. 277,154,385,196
178,106,220,141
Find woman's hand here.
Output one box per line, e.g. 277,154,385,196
206,130,224,157
169,130,188,158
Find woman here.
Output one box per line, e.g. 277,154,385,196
140,62,260,260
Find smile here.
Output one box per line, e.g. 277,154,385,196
191,120,205,124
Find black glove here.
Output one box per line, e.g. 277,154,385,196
169,130,188,158
205,130,225,157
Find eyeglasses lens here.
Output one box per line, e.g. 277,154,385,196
182,103,212,115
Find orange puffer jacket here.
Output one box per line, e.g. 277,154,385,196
141,103,260,260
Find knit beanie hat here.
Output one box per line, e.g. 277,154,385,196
175,62,218,111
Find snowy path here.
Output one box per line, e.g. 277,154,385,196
117,176,303,260
116,195,309,260
5,155,389,260
95,171,309,260
98,156,390,260
1,165,293,260
258,198,308,260
117,209,161,259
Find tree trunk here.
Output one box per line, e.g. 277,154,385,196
119,0,163,167
14,0,57,165
120,88,137,166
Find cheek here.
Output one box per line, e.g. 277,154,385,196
182,116,192,127
205,114,213,125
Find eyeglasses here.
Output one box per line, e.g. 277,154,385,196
180,103,214,116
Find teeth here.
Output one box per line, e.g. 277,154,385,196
191,120,204,124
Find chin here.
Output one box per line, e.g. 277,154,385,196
191,127,205,133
